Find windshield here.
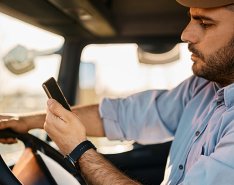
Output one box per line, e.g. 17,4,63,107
0,12,64,165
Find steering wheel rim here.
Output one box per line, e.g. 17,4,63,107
0,129,87,185
0,155,22,185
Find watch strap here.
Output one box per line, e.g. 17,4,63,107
65,140,96,166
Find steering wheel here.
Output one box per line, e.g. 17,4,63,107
0,155,22,185
0,129,87,185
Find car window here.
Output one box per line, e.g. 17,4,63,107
79,44,192,103
0,15,193,158
78,43,193,154
0,12,64,165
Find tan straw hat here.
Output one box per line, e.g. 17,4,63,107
176,0,234,8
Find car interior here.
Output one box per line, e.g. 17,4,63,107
0,0,189,184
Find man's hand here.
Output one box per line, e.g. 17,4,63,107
44,99,141,185
0,114,29,144
44,99,87,155
0,115,27,132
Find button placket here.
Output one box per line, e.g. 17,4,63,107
195,131,200,137
179,164,183,170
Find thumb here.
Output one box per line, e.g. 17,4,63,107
47,99,71,122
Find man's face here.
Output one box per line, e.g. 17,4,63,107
181,7,234,86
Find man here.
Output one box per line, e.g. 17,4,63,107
1,0,234,184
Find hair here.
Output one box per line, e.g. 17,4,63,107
225,4,234,11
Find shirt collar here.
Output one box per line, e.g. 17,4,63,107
213,82,234,108
224,83,234,108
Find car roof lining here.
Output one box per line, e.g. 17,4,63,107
0,0,189,44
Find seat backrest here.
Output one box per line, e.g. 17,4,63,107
12,148,57,185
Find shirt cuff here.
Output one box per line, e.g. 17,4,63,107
99,98,125,140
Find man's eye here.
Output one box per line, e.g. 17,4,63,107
200,22,212,29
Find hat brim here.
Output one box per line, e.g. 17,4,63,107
176,0,234,8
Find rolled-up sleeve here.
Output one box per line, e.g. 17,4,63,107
100,90,175,144
99,76,207,144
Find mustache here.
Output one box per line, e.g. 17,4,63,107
188,44,205,61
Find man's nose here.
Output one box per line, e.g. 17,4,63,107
181,22,199,44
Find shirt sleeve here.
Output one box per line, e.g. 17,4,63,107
179,121,234,185
99,76,207,144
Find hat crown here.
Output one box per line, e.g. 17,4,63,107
176,0,234,8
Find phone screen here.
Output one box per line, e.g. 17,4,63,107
42,77,71,111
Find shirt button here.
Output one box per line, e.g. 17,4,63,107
179,165,183,170
195,131,200,136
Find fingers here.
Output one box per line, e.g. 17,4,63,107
0,116,19,130
0,117,19,122
47,99,71,123
0,138,17,144
44,99,87,154
45,99,71,131
44,107,64,132
0,119,17,130
0,117,19,144
0,121,9,129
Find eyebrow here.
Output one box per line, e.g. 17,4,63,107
187,11,215,22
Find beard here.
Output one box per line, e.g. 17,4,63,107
188,37,234,86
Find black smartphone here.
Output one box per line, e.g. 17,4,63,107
42,77,71,111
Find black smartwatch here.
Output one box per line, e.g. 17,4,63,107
65,140,96,167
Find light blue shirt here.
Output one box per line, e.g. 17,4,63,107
99,75,234,185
